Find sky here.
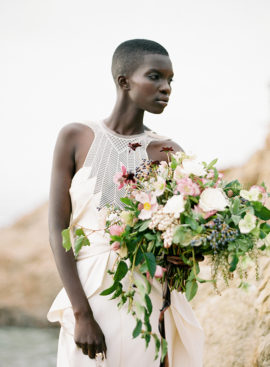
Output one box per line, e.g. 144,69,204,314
0,0,270,227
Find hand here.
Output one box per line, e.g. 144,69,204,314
74,313,107,359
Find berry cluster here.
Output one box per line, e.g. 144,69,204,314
205,218,238,251
135,159,158,180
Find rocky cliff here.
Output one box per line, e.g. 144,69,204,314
1,138,270,366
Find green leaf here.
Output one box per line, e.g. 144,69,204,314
173,226,193,246
254,205,270,221
135,249,144,266
144,333,151,348
144,294,152,314
139,220,151,232
185,216,198,231
229,254,239,272
75,228,85,236
185,280,198,301
153,335,161,360
100,282,118,296
135,302,144,318
144,233,156,241
231,215,241,225
120,197,134,207
143,253,156,278
260,222,270,238
207,158,218,170
74,235,90,257
110,283,123,299
113,261,128,282
232,197,240,215
62,228,72,251
132,319,142,338
144,277,151,295
161,337,168,362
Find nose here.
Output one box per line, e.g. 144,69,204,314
159,80,171,95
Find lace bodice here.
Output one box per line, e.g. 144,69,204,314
82,120,169,209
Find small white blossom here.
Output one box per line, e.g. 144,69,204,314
239,213,256,234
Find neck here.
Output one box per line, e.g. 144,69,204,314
104,95,145,136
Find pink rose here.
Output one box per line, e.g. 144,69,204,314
109,224,125,236
111,241,120,251
176,177,200,197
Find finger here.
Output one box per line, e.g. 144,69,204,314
88,345,96,359
103,340,107,358
82,344,88,356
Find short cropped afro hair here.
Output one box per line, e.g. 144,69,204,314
111,39,169,84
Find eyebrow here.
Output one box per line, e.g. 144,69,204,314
146,68,174,77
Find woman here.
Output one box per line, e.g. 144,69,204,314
48,39,204,367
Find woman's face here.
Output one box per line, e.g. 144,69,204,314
127,54,174,114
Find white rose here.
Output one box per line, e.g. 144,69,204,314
199,188,229,212
182,158,206,177
239,213,256,234
163,194,186,218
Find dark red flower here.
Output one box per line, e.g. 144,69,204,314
160,146,174,152
150,160,160,166
128,142,142,151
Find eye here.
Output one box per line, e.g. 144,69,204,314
168,78,174,85
148,73,159,81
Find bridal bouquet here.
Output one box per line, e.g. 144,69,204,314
62,150,270,361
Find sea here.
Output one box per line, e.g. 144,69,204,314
0,326,59,367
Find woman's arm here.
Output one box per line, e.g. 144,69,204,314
48,123,106,359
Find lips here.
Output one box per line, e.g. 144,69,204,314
155,98,169,107
156,97,169,103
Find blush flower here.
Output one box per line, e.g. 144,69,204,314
111,241,120,251
176,177,200,197
193,204,217,219
113,164,136,189
135,192,158,220
109,224,125,236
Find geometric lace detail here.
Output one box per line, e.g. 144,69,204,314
82,120,168,209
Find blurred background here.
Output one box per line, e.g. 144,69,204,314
1,0,270,366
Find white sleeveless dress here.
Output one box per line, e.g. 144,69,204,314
47,121,204,367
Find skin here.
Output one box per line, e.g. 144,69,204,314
49,53,182,363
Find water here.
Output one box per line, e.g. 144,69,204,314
0,326,59,367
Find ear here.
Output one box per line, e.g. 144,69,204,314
117,75,130,91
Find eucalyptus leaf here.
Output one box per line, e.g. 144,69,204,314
139,220,151,232
153,335,161,360
161,338,168,362
143,253,156,278
185,280,198,301
132,319,142,338
114,261,128,282
229,254,239,272
144,294,152,314
100,282,118,296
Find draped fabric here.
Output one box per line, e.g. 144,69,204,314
47,121,204,366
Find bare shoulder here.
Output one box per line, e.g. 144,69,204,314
54,122,95,172
147,134,184,162
57,122,94,146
